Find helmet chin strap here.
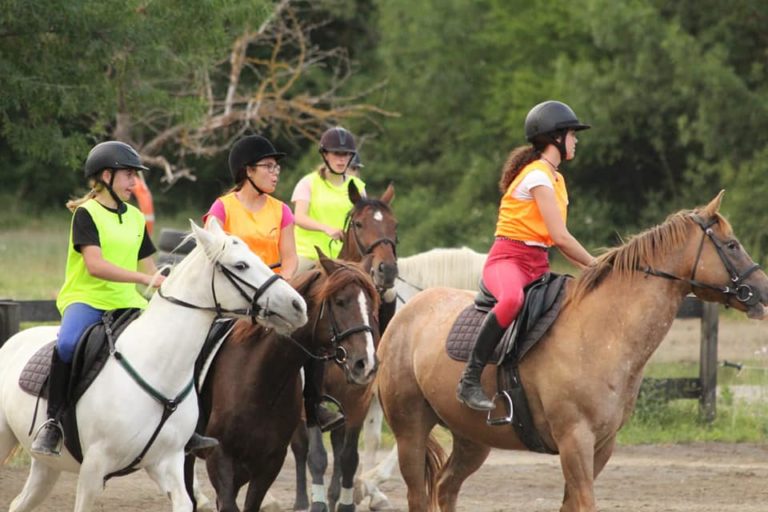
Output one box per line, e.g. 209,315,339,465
246,176,266,195
320,153,352,178
101,170,125,224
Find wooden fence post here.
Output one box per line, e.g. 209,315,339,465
0,301,21,348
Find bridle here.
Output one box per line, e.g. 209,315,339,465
342,208,398,259
642,214,762,306
158,246,284,323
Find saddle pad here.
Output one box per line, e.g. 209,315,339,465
19,341,55,398
445,306,505,364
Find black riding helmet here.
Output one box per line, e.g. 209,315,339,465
350,153,364,169
83,141,149,223
228,135,286,184
319,127,357,154
525,101,590,162
84,141,148,178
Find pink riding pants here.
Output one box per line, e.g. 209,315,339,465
482,238,550,328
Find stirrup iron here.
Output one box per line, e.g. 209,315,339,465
486,391,514,426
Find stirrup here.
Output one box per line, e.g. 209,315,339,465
486,391,514,426
30,419,64,456
317,395,345,433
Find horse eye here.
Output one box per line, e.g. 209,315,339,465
334,298,346,307
354,221,363,228
726,240,739,251
234,261,249,271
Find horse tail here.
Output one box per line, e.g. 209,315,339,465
424,433,447,510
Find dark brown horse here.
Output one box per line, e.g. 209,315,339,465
377,192,768,511
291,182,398,512
194,254,380,512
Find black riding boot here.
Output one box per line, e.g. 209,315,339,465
185,432,219,457
303,359,345,432
456,312,506,411
31,348,71,456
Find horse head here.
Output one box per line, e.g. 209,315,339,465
162,219,308,333
340,181,398,293
300,249,380,385
683,191,768,319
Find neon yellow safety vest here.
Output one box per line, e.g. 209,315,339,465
56,199,149,314
294,172,365,259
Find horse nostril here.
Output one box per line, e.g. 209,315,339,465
354,358,366,373
292,299,303,311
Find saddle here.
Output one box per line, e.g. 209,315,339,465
19,308,141,462
445,273,570,454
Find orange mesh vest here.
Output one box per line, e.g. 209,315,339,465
494,161,568,247
219,192,284,272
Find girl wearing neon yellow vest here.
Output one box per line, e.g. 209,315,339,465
456,101,597,412
32,141,164,456
204,135,298,280
291,126,365,273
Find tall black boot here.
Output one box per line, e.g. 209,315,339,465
31,348,70,456
456,312,506,411
303,359,345,432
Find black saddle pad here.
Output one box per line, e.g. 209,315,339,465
445,273,571,365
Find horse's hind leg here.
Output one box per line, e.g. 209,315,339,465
8,459,61,512
436,434,491,512
306,426,329,512
361,393,383,470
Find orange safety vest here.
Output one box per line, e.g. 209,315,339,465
132,172,155,235
219,192,284,272
495,161,568,247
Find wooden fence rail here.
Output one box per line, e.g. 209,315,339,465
0,295,719,421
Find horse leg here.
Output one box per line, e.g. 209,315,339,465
144,453,194,512
561,435,616,511
241,454,285,512
327,426,345,510
361,393,382,470
290,422,310,511
192,461,214,511
356,446,398,510
436,434,491,512
307,426,329,512
556,424,597,512
391,409,440,512
8,459,60,512
206,449,244,512
335,426,363,512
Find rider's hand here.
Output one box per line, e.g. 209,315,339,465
324,227,344,240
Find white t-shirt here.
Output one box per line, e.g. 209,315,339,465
511,169,554,201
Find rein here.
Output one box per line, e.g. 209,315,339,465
641,214,762,306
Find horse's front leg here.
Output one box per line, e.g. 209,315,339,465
145,451,194,512
73,452,110,512
9,457,61,512
205,447,242,512
307,426,330,512
556,423,597,512
335,427,362,512
290,423,310,511
327,426,346,509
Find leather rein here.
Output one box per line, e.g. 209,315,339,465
641,214,761,306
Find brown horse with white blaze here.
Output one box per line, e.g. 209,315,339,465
377,192,768,512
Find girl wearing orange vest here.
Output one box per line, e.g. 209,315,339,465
204,135,298,279
457,101,597,412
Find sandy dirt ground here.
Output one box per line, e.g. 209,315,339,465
2,318,767,511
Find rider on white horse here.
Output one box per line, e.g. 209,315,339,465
30,141,217,457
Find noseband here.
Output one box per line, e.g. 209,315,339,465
642,214,762,306
158,250,284,323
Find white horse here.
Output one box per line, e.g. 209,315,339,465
0,219,308,512
357,247,486,509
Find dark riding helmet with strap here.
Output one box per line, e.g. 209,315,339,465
319,127,357,176
228,135,286,193
84,141,149,223
524,101,591,160
350,153,364,169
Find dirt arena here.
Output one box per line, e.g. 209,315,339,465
2,318,767,511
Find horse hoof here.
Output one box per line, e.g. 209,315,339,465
310,502,329,512
336,505,356,512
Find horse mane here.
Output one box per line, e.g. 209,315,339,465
566,208,731,306
398,247,486,291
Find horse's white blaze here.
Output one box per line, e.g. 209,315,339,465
373,210,383,222
357,290,376,369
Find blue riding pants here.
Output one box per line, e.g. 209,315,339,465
57,303,104,363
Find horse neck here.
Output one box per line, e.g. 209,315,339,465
338,229,362,262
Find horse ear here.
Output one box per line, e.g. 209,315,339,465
703,190,725,216
380,182,395,205
348,180,363,205
315,246,342,275
190,219,218,260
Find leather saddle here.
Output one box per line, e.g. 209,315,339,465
19,308,141,462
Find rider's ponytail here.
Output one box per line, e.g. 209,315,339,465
498,145,540,194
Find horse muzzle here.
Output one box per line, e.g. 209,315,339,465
343,354,378,386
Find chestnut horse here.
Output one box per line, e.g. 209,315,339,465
290,182,398,512
194,254,380,512
377,192,768,512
